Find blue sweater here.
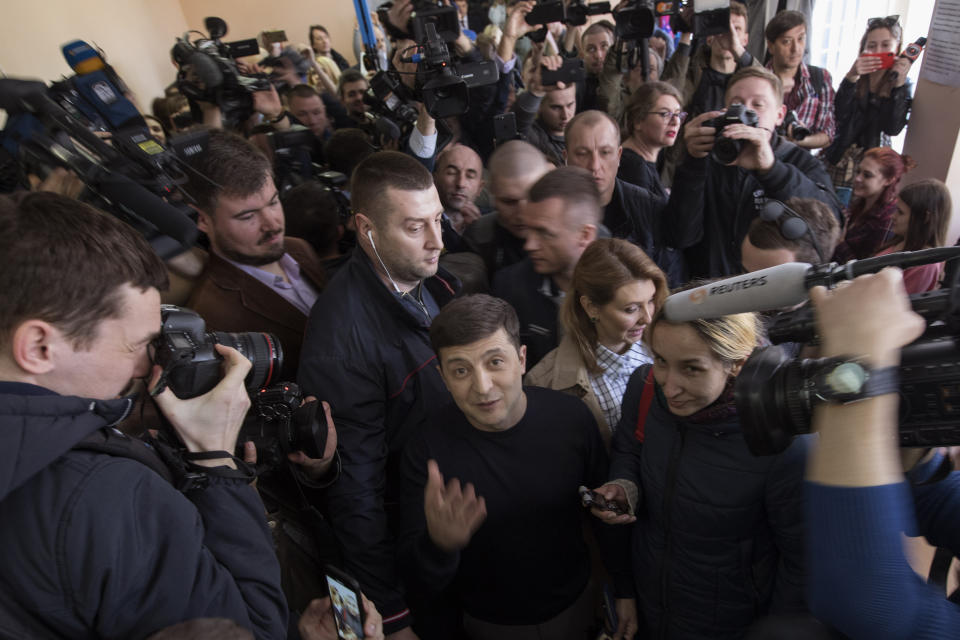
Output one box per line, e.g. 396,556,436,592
806,455,960,639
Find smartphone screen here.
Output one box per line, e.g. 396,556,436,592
326,573,365,640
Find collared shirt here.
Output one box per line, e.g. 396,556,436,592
589,341,652,432
538,277,565,306
226,253,319,316
767,61,837,142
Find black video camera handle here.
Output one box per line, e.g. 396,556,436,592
805,247,960,291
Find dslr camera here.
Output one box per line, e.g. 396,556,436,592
707,104,759,164
152,306,327,469
780,110,812,142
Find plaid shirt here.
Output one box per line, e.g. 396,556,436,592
590,341,653,433
768,62,837,143
832,199,898,263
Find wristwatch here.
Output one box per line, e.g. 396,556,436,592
812,357,900,404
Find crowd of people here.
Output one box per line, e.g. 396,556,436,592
2,0,959,639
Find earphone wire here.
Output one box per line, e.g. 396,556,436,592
367,230,431,320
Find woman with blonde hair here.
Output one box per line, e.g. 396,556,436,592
589,304,809,639
525,238,668,448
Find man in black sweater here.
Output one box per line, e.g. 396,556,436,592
398,294,633,640
665,66,839,278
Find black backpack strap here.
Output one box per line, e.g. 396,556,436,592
808,65,825,98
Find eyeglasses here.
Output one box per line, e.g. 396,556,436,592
759,199,827,263
647,110,687,122
867,15,900,29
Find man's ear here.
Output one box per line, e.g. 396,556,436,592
518,344,527,374
775,103,787,128
581,223,598,246
191,204,214,236
10,320,60,376
354,212,374,241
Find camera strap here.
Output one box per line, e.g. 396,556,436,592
633,368,656,443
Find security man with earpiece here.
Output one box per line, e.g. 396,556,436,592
299,151,460,639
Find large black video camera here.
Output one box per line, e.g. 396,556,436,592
171,17,272,128
151,306,327,469
732,249,960,456
412,23,498,119
707,103,759,164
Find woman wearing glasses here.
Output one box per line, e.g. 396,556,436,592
823,15,915,191
618,82,686,198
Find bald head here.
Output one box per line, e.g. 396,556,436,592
487,141,552,238
433,143,484,214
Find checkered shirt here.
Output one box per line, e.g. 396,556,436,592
590,341,653,433
767,62,837,143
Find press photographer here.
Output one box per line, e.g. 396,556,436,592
662,66,840,278
0,191,287,638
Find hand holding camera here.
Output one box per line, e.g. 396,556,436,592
150,344,252,468
683,110,724,159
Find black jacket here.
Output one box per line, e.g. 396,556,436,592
610,367,809,639
512,90,566,167
298,250,460,633
604,178,686,287
0,383,287,639
824,78,912,165
664,135,839,278
458,211,526,278
491,258,560,369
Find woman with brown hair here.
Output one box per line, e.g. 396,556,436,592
618,81,686,198
874,178,954,293
525,238,668,448
823,15,916,190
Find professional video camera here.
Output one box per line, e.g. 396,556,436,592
0,76,200,258
151,306,328,469
363,70,420,141
662,248,960,456
706,103,759,164
171,16,272,128
410,22,498,119
525,0,612,27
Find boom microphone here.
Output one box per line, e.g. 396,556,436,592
664,248,960,322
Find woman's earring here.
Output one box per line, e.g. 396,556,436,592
590,317,598,323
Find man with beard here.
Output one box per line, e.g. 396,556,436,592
185,130,326,381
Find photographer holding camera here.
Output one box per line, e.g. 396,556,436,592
805,268,960,638
0,192,287,638
664,66,839,279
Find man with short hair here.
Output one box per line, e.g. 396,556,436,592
460,140,552,277
399,294,633,640
578,21,615,111
665,66,839,279
741,197,841,272
663,2,759,119
433,143,485,235
289,84,333,141
492,166,600,368
338,68,370,124
564,110,684,285
185,129,326,381
0,192,287,638
299,151,460,638
764,10,835,150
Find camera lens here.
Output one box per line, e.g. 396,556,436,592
211,331,284,393
735,345,815,456
712,137,742,165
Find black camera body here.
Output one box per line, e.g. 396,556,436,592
242,382,326,470
614,1,657,40
171,17,272,128
152,305,282,400
526,0,611,27
415,23,498,119
781,110,812,141
707,103,759,164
